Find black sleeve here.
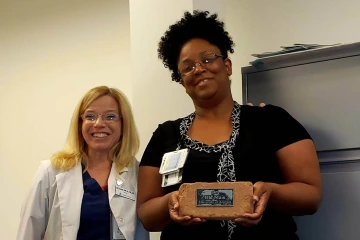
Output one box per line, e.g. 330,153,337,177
264,105,312,152
139,120,181,168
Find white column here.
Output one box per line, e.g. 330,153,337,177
129,1,193,238
129,0,194,158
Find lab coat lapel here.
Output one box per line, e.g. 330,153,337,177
109,163,129,218
56,162,83,240
108,163,129,201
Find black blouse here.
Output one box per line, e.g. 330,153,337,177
140,105,311,240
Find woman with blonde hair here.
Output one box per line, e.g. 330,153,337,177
17,86,149,240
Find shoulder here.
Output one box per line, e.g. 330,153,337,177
260,104,305,128
27,160,60,193
36,159,62,177
150,118,183,143
262,104,294,117
242,104,311,151
240,104,289,117
140,118,184,167
38,159,52,170
155,118,182,134
240,104,298,126
37,159,69,182
238,105,266,129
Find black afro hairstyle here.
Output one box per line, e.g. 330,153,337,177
158,10,235,82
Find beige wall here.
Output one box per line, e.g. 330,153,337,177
0,0,130,239
1,0,360,239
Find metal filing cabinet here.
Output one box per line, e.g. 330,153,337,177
242,42,360,240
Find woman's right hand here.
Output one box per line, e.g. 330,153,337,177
168,191,206,225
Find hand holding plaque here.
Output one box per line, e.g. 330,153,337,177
168,190,206,226
233,181,272,226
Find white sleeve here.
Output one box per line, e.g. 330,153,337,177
16,161,50,240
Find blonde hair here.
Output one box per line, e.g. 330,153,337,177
51,86,139,173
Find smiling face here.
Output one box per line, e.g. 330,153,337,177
178,38,232,105
81,95,122,156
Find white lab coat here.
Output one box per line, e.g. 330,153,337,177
17,159,149,240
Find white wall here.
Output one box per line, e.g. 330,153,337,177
0,0,130,239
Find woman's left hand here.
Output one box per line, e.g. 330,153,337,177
233,181,272,227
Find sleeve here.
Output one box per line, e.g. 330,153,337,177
134,217,150,240
131,158,140,190
139,124,167,168
133,159,150,240
16,161,50,240
264,105,312,152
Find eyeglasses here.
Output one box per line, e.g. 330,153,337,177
80,112,121,123
178,53,224,77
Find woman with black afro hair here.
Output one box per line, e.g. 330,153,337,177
137,10,322,240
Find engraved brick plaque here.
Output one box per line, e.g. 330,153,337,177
178,182,254,220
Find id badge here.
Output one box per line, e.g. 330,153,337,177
111,213,126,240
161,169,183,187
159,148,189,175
